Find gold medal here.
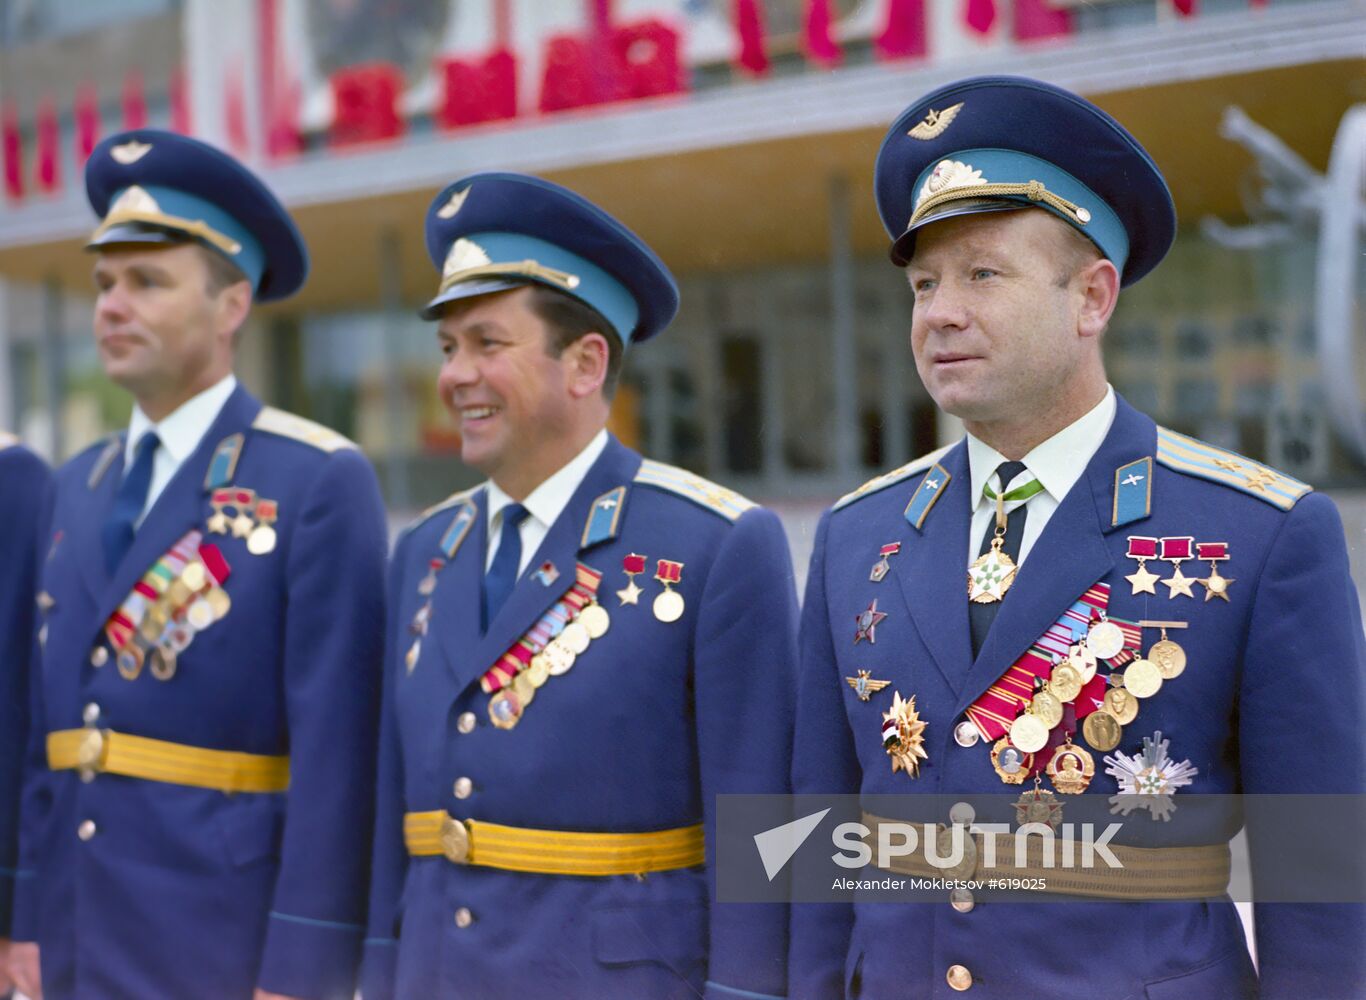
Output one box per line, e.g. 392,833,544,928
1085,619,1125,660
880,691,929,778
1030,690,1064,730
1102,687,1139,725
527,654,550,688
578,603,610,639
140,617,163,644
166,579,193,609
186,598,214,631
653,559,686,622
116,645,144,680
149,644,177,681
247,524,277,556
1009,712,1049,754
1048,662,1083,703
181,562,207,591
967,537,1017,604
1150,638,1187,679
1046,741,1095,794
206,587,231,620
1082,709,1123,752
1123,658,1163,698
1014,778,1063,831
488,689,523,729
545,640,576,676
561,621,591,655
512,672,535,706
1068,644,1098,683
990,737,1032,784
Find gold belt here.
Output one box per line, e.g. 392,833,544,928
404,810,704,877
47,728,290,794
862,811,1231,900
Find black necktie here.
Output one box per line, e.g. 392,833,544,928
969,460,1030,657
102,431,160,574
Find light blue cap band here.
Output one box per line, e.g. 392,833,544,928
909,148,1129,275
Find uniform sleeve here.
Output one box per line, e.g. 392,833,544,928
788,510,860,1000
694,507,799,1000
359,531,413,1000
0,453,52,938
255,449,388,1000
1238,492,1366,1000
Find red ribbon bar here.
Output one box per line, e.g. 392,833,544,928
879,542,901,557
198,543,231,584
1126,536,1158,559
1160,536,1193,561
256,499,278,520
655,559,683,585
1196,542,1229,560
133,581,158,600
622,553,647,575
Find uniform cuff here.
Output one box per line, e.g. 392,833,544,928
256,910,364,1000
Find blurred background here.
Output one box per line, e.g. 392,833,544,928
0,0,1362,585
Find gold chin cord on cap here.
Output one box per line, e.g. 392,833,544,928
90,209,243,257
909,180,1093,229
439,259,582,295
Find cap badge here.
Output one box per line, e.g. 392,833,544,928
110,139,153,165
109,185,161,215
442,238,492,281
907,102,964,141
916,160,985,209
436,186,471,219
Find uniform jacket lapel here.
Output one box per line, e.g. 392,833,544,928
72,439,125,604
424,488,488,691
439,436,643,696
895,442,974,696
954,396,1156,717
95,385,262,627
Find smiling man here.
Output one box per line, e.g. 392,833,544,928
790,77,1363,998
361,173,797,999
8,130,386,1000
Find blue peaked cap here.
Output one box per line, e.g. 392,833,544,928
875,76,1176,286
421,172,678,345
85,129,308,301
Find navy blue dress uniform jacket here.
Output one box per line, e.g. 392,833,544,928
14,385,387,1000
790,395,1365,999
363,435,797,999
0,437,52,939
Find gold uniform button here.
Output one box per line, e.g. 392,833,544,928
77,820,97,841
947,965,973,991
82,703,101,725
454,907,474,929
453,777,473,800
90,647,109,668
456,712,477,734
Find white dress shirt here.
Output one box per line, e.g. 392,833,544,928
125,374,238,527
966,385,1116,567
485,429,610,575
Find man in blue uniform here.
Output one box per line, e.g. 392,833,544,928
361,173,797,999
8,130,387,1000
0,437,51,999
790,77,1364,998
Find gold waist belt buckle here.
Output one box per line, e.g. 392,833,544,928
862,811,1231,900
47,728,290,794
403,810,704,877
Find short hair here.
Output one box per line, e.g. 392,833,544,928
1049,215,1104,288
523,283,625,399
195,244,251,297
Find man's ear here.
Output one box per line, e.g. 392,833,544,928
565,332,610,399
215,280,253,342
1076,257,1120,340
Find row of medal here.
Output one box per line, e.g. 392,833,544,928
481,564,609,729
1125,535,1234,601
102,529,232,681
207,487,280,556
617,553,686,623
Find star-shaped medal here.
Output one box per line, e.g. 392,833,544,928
846,670,891,702
854,599,888,644
1199,565,1234,602
206,510,230,534
231,513,255,538
616,580,642,605
1126,563,1160,595
1161,566,1196,599
881,691,928,777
